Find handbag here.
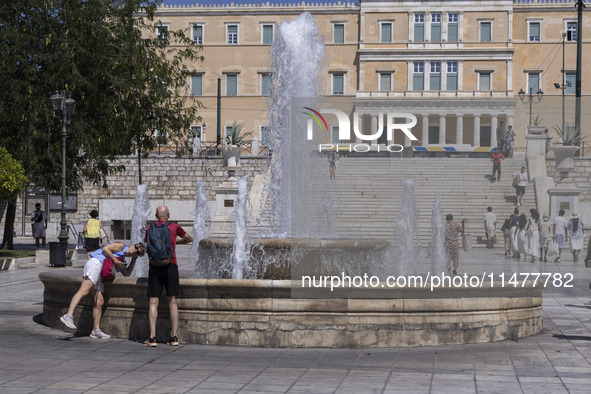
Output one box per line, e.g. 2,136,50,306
512,177,518,188
547,242,559,257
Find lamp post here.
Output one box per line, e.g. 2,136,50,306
50,91,76,245
554,80,571,137
518,87,544,126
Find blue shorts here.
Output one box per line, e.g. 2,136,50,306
555,234,565,249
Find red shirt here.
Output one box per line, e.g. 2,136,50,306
144,221,186,266
492,152,504,165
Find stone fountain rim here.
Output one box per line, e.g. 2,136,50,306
199,237,391,250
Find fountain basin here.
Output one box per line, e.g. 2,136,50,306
40,270,542,347
198,238,392,279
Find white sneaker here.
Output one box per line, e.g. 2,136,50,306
90,329,111,339
60,314,76,329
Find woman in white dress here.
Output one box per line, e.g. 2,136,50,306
513,214,528,260
568,212,585,262
526,209,540,262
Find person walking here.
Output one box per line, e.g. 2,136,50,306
82,210,110,254
567,212,584,262
513,214,528,260
143,205,193,347
505,125,515,158
553,209,568,263
513,166,528,207
526,209,540,262
30,203,47,249
328,151,338,180
445,214,465,275
510,208,520,257
483,207,497,248
496,121,506,156
501,219,512,256
490,148,504,182
539,215,553,262
60,242,146,338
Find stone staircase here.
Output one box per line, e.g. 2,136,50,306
247,155,535,248
314,155,535,247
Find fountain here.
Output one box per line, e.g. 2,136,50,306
130,184,151,278
40,12,543,347
190,181,210,278
431,193,447,275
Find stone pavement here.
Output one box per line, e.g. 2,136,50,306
1,238,591,393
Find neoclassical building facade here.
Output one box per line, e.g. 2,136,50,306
153,0,591,151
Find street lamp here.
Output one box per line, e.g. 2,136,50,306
554,81,571,136
50,90,76,245
518,87,544,126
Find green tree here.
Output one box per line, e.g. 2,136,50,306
0,148,28,249
0,0,202,248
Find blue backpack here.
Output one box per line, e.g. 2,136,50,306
147,221,173,266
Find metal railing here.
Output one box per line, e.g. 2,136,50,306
149,141,271,158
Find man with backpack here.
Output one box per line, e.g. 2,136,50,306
143,205,193,347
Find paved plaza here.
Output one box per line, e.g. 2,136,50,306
1,238,591,393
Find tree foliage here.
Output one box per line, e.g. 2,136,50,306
0,0,202,192
0,147,27,199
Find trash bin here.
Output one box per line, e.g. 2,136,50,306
49,242,68,267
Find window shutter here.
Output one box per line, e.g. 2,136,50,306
431,24,441,42
191,75,202,96
334,24,344,44
448,23,458,42
447,74,457,91
430,74,441,90
414,23,424,42
262,25,273,44
381,23,392,43
413,74,424,90
481,22,491,42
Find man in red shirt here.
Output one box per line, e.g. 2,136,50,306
491,147,504,182
143,205,193,347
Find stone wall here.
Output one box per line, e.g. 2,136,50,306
546,157,591,204
6,155,270,237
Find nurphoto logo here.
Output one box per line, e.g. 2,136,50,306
303,107,419,153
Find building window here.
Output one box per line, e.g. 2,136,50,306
380,22,393,43
262,24,274,45
225,74,238,95
227,24,238,45
224,125,233,137
527,72,540,93
261,73,272,96
379,72,392,91
480,21,491,42
431,13,441,42
192,24,204,45
414,14,425,42
331,126,340,143
191,75,203,96
413,61,424,90
156,24,169,44
528,21,540,42
430,62,441,90
566,21,577,42
190,125,203,140
260,126,270,146
332,73,344,95
448,13,458,42
565,72,576,94
447,61,458,91
479,72,491,91
333,23,345,44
